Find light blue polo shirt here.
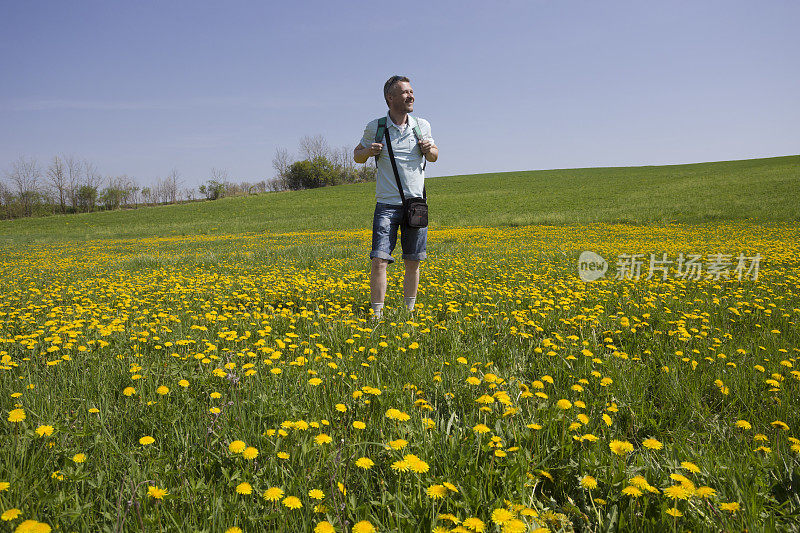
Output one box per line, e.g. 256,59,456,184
359,112,434,205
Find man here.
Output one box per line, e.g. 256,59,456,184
354,75,438,320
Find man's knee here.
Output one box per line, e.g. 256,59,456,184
404,259,420,272
372,257,389,271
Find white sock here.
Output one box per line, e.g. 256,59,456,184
371,302,384,319
404,297,416,311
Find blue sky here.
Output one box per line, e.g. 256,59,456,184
1,0,798,188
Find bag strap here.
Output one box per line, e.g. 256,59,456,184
384,126,407,205
410,116,427,171
384,126,426,202
373,117,387,166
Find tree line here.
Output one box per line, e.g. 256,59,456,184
1,135,375,220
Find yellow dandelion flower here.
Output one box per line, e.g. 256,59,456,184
391,459,410,472
426,484,447,499
556,399,572,410
355,457,374,470
438,513,460,523
8,408,26,422
242,447,259,459
491,507,515,525
309,489,324,500
580,475,598,490
663,485,691,500
72,453,86,464
609,439,633,456
225,528,242,533
771,420,789,431
315,522,336,533
385,408,411,421
735,420,752,430
35,425,54,437
263,487,284,502
695,486,716,498
139,436,155,446
277,451,290,459
720,502,740,512
352,421,366,430
665,507,683,517
473,423,491,434
501,519,526,533
314,434,332,445
622,486,642,497
387,439,408,450
122,387,135,397
14,520,52,533
229,440,246,454
642,438,663,450
147,485,168,499
156,385,169,395
236,482,252,495
178,379,189,388
282,496,302,509
443,481,459,492
680,461,700,473
462,517,486,532
2,508,21,521
404,454,429,473
352,521,375,533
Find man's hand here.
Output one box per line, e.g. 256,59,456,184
418,139,438,162
354,143,383,164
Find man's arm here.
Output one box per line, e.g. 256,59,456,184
418,140,438,162
354,143,383,164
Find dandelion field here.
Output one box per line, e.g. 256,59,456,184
2,221,800,532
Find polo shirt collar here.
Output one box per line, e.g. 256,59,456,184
387,112,411,130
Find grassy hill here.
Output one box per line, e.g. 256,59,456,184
2,155,798,242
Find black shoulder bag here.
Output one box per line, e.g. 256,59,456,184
384,126,428,228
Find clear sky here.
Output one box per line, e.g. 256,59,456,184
1,0,798,188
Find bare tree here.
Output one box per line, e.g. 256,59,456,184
298,134,330,161
271,147,293,191
83,159,102,189
161,168,181,203
64,155,82,211
47,156,68,213
5,156,42,216
0,180,12,216
210,167,228,184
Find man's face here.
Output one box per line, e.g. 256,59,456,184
388,81,414,114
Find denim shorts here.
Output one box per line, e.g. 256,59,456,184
370,202,427,264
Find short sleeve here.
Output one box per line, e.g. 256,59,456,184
418,118,434,144
360,119,379,148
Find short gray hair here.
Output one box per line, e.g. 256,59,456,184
384,75,410,106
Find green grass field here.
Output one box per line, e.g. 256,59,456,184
1,156,799,532
2,155,798,243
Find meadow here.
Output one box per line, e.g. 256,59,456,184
1,156,800,532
